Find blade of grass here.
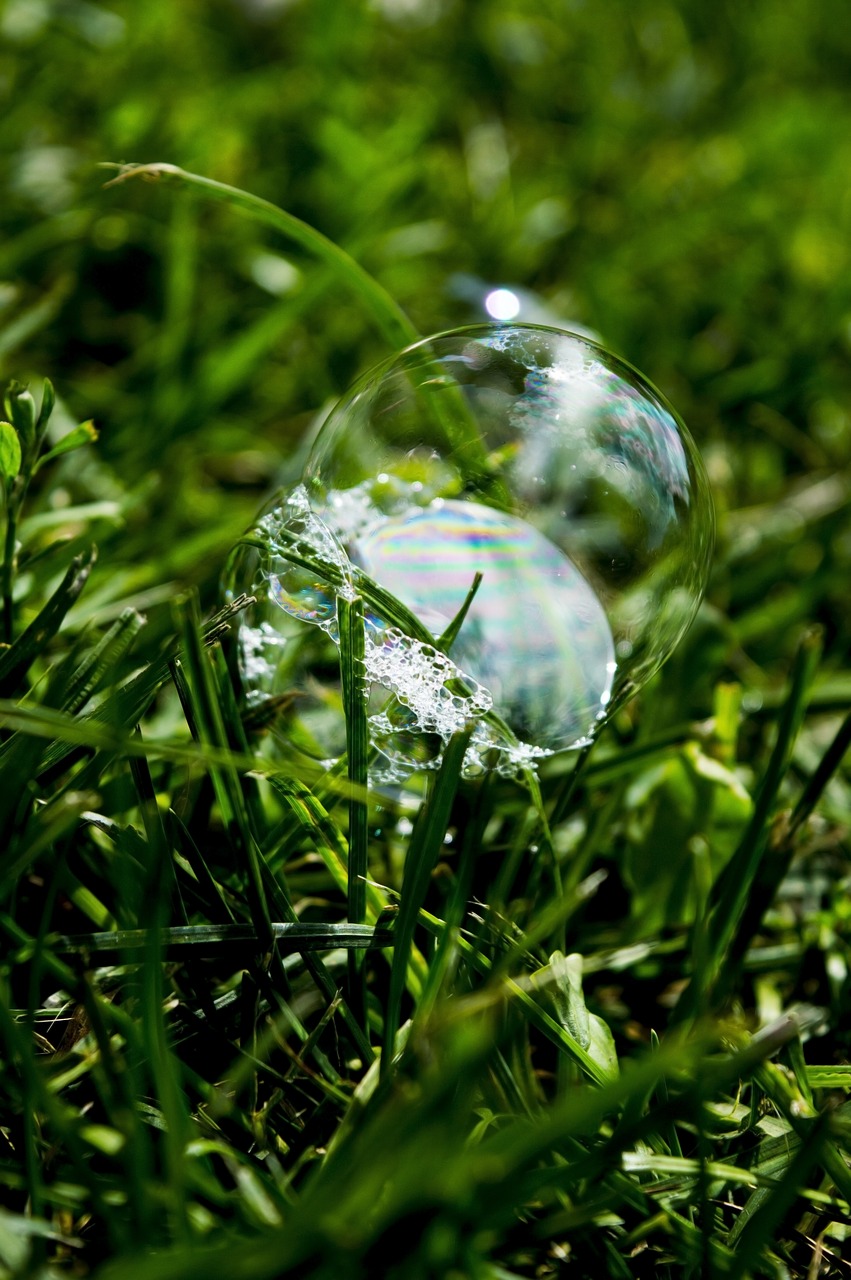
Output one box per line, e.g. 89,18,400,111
136,808,192,1244
53,920,393,961
0,789,97,899
266,775,373,903
337,593,365,926
28,592,255,780
337,593,369,1008
677,627,822,1019
102,163,418,351
725,1114,830,1280
173,592,272,950
254,853,378,1067
166,808,235,925
788,704,851,838
263,772,409,1060
170,606,343,1076
724,1020,851,1204
0,546,96,695
58,607,145,716
383,726,472,1075
418,908,621,1086
0,982,125,1244
436,571,483,654
413,772,494,1024
548,736,597,828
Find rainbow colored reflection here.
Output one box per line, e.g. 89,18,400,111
353,499,614,751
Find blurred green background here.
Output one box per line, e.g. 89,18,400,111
1,0,850,678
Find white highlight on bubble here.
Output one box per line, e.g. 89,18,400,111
485,288,521,321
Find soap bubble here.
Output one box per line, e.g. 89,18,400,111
227,324,714,780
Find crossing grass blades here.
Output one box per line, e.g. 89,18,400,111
1,173,851,1280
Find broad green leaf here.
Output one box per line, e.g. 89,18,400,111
548,951,590,1048
547,951,619,1077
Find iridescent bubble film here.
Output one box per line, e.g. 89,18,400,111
226,324,714,780
353,498,615,752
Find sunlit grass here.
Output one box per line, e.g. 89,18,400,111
1,7,851,1270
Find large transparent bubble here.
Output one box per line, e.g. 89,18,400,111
226,324,714,781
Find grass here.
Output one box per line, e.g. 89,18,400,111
1,3,850,1274
0,168,849,1280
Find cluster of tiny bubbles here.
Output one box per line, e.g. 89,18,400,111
227,323,714,783
262,506,342,634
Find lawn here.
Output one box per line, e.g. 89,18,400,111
1,2,850,1277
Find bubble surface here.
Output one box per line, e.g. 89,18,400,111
227,324,714,781
353,498,614,752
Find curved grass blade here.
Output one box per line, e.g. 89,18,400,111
436,570,482,654
102,163,418,351
102,166,508,496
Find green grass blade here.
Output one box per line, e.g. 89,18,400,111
788,704,851,837
0,546,96,694
337,593,369,928
807,1066,851,1089
678,628,822,1017
337,591,370,1020
725,1114,830,1280
58,607,145,715
413,772,494,1024
167,808,235,924
0,982,122,1243
266,775,387,920
0,789,96,900
418,908,619,1086
725,1021,851,1204
53,920,392,961
383,726,472,1074
436,570,483,653
138,884,192,1241
102,163,419,350
177,593,273,947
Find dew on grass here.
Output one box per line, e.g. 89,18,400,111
227,323,714,781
